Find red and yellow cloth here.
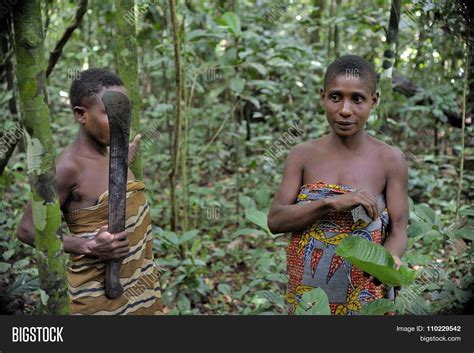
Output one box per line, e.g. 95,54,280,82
286,181,394,315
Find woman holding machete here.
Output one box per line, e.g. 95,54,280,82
17,69,163,315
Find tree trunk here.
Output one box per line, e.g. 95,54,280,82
324,0,332,64
168,0,182,233
114,0,143,180
379,0,401,122
310,0,323,45
12,0,70,314
180,15,190,232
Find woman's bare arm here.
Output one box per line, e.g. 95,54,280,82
383,148,409,260
267,145,333,234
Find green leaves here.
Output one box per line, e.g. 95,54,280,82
360,298,396,315
336,237,418,287
295,288,330,315
218,12,241,37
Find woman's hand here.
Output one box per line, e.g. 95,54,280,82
362,254,404,288
128,134,141,164
327,189,380,220
391,254,403,270
84,226,130,260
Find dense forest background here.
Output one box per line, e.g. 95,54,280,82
0,0,472,315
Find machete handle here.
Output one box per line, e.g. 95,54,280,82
101,90,131,300
105,258,123,299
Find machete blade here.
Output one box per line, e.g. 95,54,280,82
101,90,132,299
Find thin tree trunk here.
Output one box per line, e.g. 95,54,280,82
379,0,401,122
323,0,332,64
13,0,70,315
179,13,189,232
114,0,143,180
333,0,340,58
455,36,470,220
168,0,182,233
310,0,323,45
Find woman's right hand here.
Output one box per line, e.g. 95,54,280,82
327,189,380,220
85,226,130,260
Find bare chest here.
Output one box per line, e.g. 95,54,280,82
302,152,387,195
67,159,134,212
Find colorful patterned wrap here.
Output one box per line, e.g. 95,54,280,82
286,181,394,315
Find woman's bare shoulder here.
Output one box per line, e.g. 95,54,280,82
292,135,329,153
368,136,407,172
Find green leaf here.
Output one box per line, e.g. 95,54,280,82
182,229,199,243
217,283,231,295
218,12,241,36
2,249,14,261
415,204,436,224
360,298,396,315
39,289,50,306
239,194,256,210
460,208,474,217
408,220,432,238
245,209,271,236
256,290,286,308
190,238,202,257
177,294,191,312
336,237,418,287
0,262,12,274
162,231,180,245
267,57,293,68
295,288,330,315
206,84,226,102
186,29,219,42
453,227,474,241
246,62,267,76
12,258,30,270
231,228,263,238
422,229,443,243
230,78,245,95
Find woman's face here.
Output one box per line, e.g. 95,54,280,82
321,75,378,137
75,85,128,146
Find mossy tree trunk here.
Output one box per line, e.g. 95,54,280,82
114,0,143,180
12,0,70,314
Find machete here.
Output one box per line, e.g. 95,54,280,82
101,91,131,299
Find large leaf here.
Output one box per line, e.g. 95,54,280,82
0,262,11,274
453,227,474,241
245,209,272,236
295,288,330,315
230,77,245,95
360,298,396,315
336,237,417,287
218,12,241,36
